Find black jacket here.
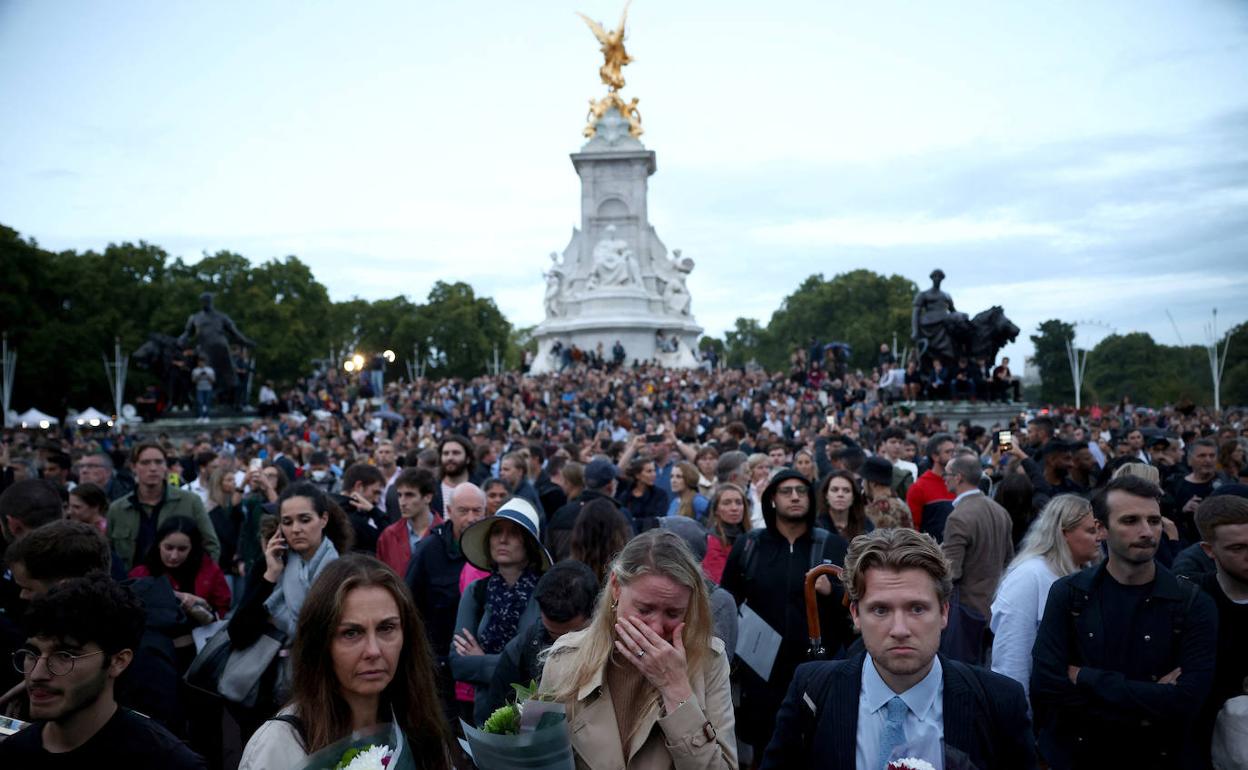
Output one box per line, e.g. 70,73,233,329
480,617,554,725
719,470,850,747
333,493,391,555
1030,562,1217,769
761,652,1036,769
404,520,465,659
614,480,670,532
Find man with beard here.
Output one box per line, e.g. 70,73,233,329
373,439,400,516
721,469,850,763
1031,475,1217,769
1022,441,1082,510
432,434,478,516
762,528,1035,769
0,573,205,767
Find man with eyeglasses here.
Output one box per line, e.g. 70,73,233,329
0,573,205,767
721,469,851,763
74,451,131,502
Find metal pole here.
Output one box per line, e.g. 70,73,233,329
1,333,15,428
1207,309,1231,415
1065,337,1087,411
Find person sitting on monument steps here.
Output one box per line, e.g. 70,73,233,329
761,527,1036,770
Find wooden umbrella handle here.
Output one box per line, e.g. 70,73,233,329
804,563,844,659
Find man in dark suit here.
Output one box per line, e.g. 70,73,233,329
762,527,1035,769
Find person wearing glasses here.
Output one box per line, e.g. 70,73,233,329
0,573,206,767
720,469,851,765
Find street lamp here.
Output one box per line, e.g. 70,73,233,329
344,359,356,372
383,349,396,363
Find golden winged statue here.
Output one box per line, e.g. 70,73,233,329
577,1,633,92
578,2,643,139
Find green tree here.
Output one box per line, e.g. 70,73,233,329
1029,319,1075,405
1083,333,1208,406
408,281,512,379
724,318,764,367
762,270,916,371
1218,322,1248,408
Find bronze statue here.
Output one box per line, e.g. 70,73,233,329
178,292,255,404
912,269,1019,371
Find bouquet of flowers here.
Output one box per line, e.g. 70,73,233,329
887,760,937,770
459,681,574,770
300,719,417,770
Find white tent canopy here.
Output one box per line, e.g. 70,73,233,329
74,407,113,427
16,408,58,428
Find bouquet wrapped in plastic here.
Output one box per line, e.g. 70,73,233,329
458,682,575,770
299,719,419,770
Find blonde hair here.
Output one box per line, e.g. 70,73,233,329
841,528,952,604
1008,494,1098,579
1111,462,1160,486
544,529,713,703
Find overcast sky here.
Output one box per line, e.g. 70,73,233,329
3,0,1246,372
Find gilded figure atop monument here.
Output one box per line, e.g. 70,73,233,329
577,1,633,91
578,2,643,139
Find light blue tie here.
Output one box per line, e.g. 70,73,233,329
877,695,908,770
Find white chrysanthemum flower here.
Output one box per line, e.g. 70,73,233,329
887,759,937,770
342,744,392,770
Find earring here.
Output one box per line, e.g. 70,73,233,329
611,600,619,611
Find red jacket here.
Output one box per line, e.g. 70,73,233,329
376,515,443,577
703,534,732,584
130,554,232,619
905,469,954,529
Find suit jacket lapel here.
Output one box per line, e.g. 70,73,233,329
832,654,864,770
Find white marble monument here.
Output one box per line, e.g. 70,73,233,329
530,8,702,373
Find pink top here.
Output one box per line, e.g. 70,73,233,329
455,562,492,702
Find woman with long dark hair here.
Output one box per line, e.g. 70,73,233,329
571,498,633,585
228,481,354,719
615,456,670,531
993,471,1036,548
130,515,232,621
239,555,452,769
815,470,872,539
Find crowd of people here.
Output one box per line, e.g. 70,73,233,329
1,353,1246,769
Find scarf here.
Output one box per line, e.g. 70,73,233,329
476,570,539,654
265,536,338,638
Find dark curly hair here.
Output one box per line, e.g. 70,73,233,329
25,572,145,657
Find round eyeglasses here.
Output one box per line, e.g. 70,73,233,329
12,649,105,677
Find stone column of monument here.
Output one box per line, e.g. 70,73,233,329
529,7,702,373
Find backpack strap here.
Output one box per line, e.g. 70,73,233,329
267,713,307,749
808,527,830,571
741,529,764,585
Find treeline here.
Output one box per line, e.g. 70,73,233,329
0,225,513,416
705,269,918,372
1029,319,1248,408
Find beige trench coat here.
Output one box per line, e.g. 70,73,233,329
540,629,738,770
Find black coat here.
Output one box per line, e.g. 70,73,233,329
1030,562,1217,769
404,520,466,659
761,652,1037,769
719,509,849,749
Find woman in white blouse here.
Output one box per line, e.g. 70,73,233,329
989,494,1103,696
